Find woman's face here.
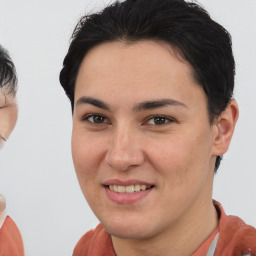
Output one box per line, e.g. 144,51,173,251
0,90,17,148
71,41,220,240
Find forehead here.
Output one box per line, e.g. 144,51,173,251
77,40,194,83
75,40,206,108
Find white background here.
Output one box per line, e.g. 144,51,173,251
0,0,255,255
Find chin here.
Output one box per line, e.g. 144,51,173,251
107,226,151,239
100,216,157,239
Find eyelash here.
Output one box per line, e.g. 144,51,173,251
144,115,175,126
81,114,175,127
81,114,109,126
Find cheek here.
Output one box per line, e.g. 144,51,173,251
148,136,212,215
149,132,212,187
71,134,102,203
72,134,96,180
71,131,108,186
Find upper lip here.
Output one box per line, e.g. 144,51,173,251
103,179,154,187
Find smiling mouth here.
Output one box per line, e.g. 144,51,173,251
107,184,154,194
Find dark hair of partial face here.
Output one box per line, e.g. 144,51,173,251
59,0,235,172
0,45,17,96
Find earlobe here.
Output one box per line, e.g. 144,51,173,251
212,99,239,156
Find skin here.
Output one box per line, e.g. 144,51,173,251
0,90,17,146
0,89,17,228
0,194,6,228
72,40,238,255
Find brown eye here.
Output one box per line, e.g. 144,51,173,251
154,117,167,125
87,115,106,124
147,116,173,125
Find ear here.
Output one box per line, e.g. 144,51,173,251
212,99,239,156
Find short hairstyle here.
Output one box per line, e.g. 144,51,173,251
59,0,235,172
0,45,17,96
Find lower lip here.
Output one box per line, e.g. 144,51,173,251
104,187,153,204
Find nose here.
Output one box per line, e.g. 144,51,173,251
105,126,145,171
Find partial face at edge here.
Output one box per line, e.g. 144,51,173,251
0,90,17,148
71,40,221,239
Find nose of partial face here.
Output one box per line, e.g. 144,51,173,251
105,129,144,172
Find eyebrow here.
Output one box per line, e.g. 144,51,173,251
76,96,110,110
76,96,187,112
134,99,188,112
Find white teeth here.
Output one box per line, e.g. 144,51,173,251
141,185,147,191
118,186,126,193
108,184,152,193
125,185,134,193
134,185,141,192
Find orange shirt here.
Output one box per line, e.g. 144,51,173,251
0,216,24,256
214,201,256,256
73,201,256,256
192,226,219,256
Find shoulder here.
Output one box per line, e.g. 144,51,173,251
0,216,19,230
214,201,256,255
0,215,23,240
0,216,24,256
73,224,115,256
